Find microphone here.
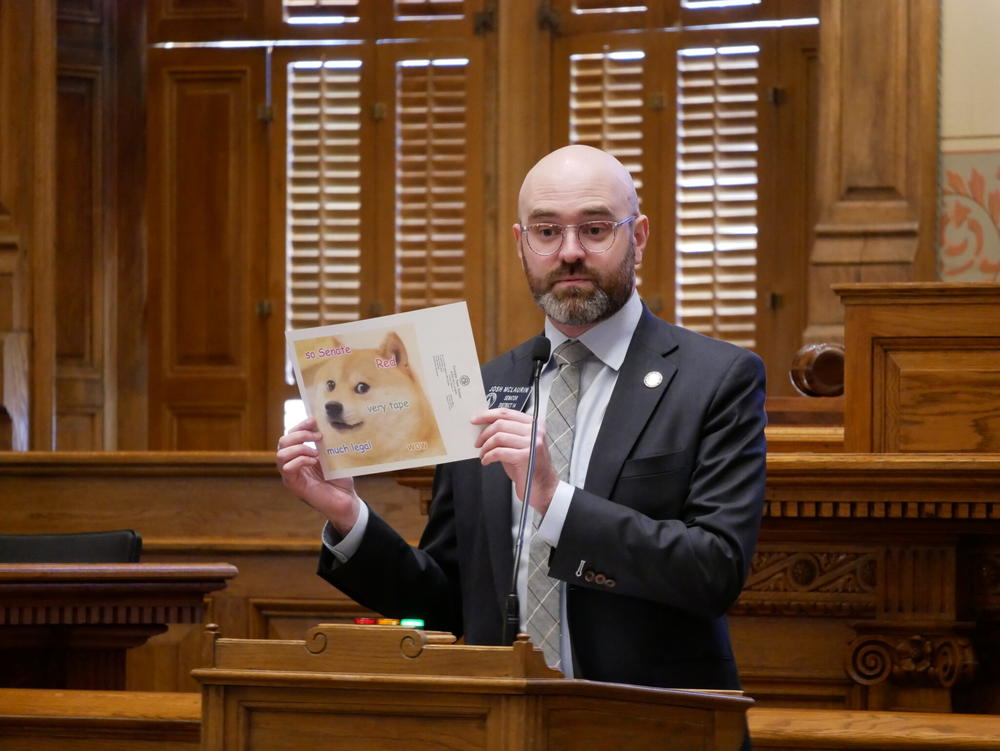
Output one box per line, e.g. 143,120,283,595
502,335,551,645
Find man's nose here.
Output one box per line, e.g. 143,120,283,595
557,227,588,262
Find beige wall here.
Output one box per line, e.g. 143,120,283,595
938,0,1000,281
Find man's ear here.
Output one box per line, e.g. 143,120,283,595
377,331,408,367
632,214,650,267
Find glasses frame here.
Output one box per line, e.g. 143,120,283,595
519,215,637,256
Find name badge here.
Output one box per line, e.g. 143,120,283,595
485,385,532,412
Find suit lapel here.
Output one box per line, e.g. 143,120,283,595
584,310,678,500
480,343,538,605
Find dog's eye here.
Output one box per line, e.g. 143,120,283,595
355,382,369,394
325,380,336,392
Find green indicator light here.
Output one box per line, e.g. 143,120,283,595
400,618,425,628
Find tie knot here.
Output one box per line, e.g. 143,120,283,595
553,339,590,367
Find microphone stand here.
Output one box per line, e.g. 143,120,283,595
502,347,547,645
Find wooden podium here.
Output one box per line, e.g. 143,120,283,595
194,623,751,751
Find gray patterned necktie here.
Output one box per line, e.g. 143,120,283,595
525,339,590,670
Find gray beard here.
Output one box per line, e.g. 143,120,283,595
531,242,635,326
535,285,617,326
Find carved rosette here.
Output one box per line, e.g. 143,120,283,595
846,633,976,688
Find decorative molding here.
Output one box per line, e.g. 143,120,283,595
733,547,877,618
846,631,976,689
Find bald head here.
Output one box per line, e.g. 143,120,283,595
518,145,639,221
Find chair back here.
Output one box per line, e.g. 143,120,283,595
0,529,142,562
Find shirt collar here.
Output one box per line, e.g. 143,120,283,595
543,288,642,372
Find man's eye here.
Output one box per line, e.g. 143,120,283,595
355,382,369,394
326,380,336,392
534,225,560,239
583,222,612,237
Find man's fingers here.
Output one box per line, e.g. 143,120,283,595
279,452,320,476
477,429,531,456
471,408,532,425
277,441,319,467
277,426,322,450
473,416,536,448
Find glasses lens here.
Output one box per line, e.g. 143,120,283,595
577,221,616,253
525,224,563,255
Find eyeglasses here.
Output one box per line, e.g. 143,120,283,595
519,215,637,256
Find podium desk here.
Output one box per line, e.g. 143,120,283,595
195,623,752,751
0,563,237,690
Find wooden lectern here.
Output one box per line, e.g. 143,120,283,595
194,623,751,751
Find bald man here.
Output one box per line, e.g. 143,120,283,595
278,146,766,728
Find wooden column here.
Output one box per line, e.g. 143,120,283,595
494,0,551,356
0,0,58,450
807,0,939,345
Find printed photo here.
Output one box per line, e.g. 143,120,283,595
287,302,486,478
294,325,445,472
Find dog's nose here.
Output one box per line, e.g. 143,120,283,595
325,401,343,420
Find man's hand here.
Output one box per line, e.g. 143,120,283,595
276,417,360,536
472,408,559,515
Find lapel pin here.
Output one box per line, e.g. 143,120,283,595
643,371,663,388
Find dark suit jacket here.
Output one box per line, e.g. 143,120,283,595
320,305,767,692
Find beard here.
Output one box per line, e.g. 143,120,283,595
526,239,636,327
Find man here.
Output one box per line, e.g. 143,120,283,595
278,145,766,703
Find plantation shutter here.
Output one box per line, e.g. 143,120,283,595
568,49,646,202
394,57,473,312
674,44,760,348
285,59,365,332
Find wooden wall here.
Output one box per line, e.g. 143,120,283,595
0,0,56,451
0,0,941,451
0,0,145,452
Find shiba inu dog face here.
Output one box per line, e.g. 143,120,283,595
303,330,445,470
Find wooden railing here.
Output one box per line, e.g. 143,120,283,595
4,689,1000,751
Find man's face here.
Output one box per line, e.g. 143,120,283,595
514,148,648,332
522,231,637,327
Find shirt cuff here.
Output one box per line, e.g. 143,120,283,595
536,481,572,546
321,501,370,564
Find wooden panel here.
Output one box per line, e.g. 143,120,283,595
112,0,148,449
836,283,1000,453
147,48,269,449
0,689,200,751
748,707,1000,751
878,347,1000,453
147,0,265,43
808,1,938,345
56,68,108,449
0,1,58,449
